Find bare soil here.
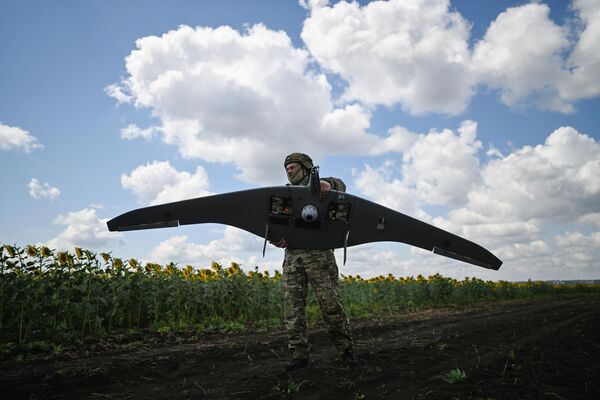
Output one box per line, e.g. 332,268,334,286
1,296,599,399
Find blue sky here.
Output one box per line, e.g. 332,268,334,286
1,0,599,281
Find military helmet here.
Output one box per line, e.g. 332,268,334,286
284,153,313,170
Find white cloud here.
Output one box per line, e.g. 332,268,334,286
355,120,482,212
337,245,420,278
0,123,43,153
338,242,508,281
452,126,600,230
341,227,600,281
400,120,482,206
109,4,600,190
109,23,380,184
352,124,600,280
472,3,572,112
555,230,600,249
486,144,503,159
434,125,600,277
354,162,423,218
300,0,600,114
149,226,263,267
47,208,123,250
120,124,155,141
493,231,600,279
495,240,552,263
560,0,600,101
579,213,600,227
104,83,132,104
121,160,211,205
299,0,329,10
374,126,419,154
301,0,474,114
27,178,60,200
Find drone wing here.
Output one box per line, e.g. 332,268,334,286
345,195,502,270
107,183,502,270
107,188,272,237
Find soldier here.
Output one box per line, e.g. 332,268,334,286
271,153,358,371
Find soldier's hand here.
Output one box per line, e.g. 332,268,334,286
320,180,332,199
270,239,288,248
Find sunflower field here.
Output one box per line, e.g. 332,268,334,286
1,244,598,348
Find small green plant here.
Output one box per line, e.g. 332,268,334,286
444,368,467,383
52,343,64,355
156,326,172,335
286,379,307,394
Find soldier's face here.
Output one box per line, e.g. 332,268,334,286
285,162,300,174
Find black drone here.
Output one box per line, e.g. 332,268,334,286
107,167,502,270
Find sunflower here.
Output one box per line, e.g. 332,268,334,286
26,245,38,257
112,258,123,270
57,252,68,265
41,246,52,258
4,245,15,258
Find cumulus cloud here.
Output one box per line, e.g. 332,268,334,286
355,120,482,214
400,120,482,206
27,178,60,200
492,231,600,279
451,126,600,232
301,0,474,114
354,162,424,219
108,3,600,188
121,161,211,205
352,124,600,279
560,0,600,101
579,213,600,227
300,0,600,114
108,24,380,184
0,123,43,153
358,125,597,248
337,245,422,278
340,226,600,280
437,125,600,278
299,0,329,10
48,208,123,250
555,230,600,249
472,3,572,112
104,83,132,104
149,226,263,267
120,124,155,141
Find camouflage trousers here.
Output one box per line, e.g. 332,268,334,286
282,248,353,359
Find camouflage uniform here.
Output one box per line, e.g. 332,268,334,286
282,153,354,360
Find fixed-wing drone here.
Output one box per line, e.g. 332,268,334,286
107,167,502,270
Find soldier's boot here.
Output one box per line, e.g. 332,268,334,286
285,357,309,371
340,349,360,368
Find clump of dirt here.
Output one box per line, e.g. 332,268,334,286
1,296,599,399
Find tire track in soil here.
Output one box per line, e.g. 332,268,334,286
1,296,599,399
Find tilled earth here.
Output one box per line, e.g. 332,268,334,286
1,296,599,399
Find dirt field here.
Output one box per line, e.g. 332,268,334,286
1,296,599,399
